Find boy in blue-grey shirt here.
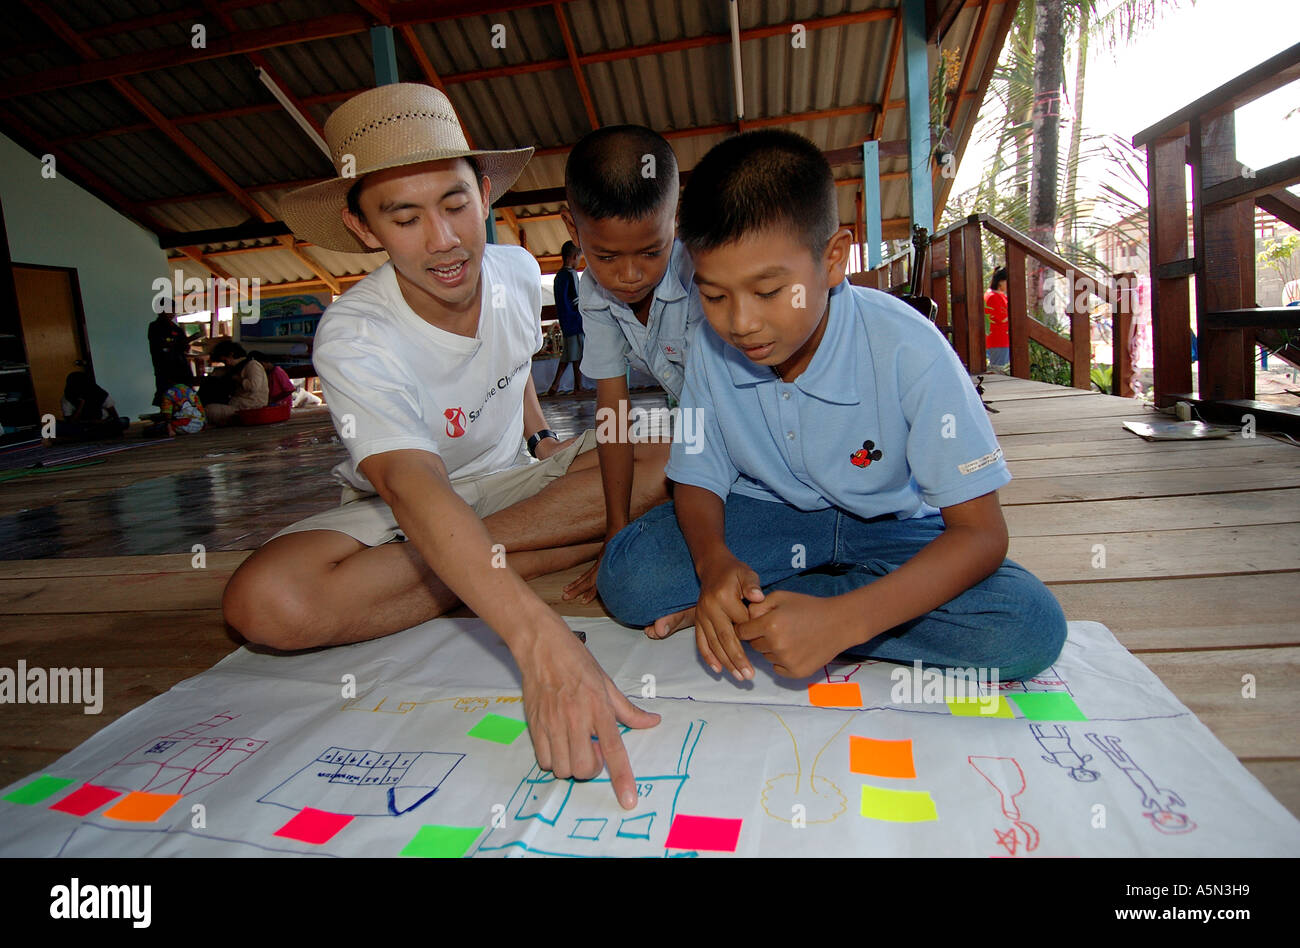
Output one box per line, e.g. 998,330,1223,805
598,130,1066,683
559,125,704,603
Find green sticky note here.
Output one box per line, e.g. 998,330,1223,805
860,784,938,822
467,713,528,744
1010,692,1088,721
946,695,1014,718
4,775,75,805
400,824,484,858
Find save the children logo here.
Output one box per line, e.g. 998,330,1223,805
444,407,467,438
850,440,883,468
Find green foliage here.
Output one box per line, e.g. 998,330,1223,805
1090,363,1113,393
1029,340,1072,386
1258,235,1300,285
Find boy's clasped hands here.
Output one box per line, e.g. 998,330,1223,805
656,552,860,682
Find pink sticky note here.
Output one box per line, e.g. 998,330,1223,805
664,814,743,852
273,807,353,845
49,783,122,817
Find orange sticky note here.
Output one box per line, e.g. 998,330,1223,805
102,791,182,823
808,682,863,707
849,736,916,779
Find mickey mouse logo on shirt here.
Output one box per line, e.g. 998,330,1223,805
850,440,883,468
444,407,467,438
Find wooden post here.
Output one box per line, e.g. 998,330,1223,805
948,228,969,365
1113,271,1135,397
1066,267,1091,389
1146,135,1193,407
962,219,985,372
931,237,949,334
1192,113,1255,401
1007,243,1029,379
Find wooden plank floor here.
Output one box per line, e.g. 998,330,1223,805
1,378,1297,823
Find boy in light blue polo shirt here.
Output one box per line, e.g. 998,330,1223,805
558,126,704,603
598,130,1066,684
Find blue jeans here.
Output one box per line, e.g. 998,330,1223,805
597,494,1066,681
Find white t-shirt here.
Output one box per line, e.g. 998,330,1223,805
312,244,544,493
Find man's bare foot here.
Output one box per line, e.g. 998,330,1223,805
645,606,696,639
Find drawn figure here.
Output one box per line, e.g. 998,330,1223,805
759,711,850,826
821,658,879,683
1030,724,1100,782
968,756,1040,856
93,711,265,796
1084,733,1196,834
259,747,464,817
992,665,1071,695
476,719,706,857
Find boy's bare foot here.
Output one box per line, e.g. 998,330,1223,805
645,606,696,639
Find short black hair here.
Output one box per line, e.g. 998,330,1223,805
564,125,679,222
990,266,1009,290
560,240,580,265
345,155,482,221
679,129,838,259
211,340,246,360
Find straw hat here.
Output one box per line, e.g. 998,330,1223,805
280,83,534,253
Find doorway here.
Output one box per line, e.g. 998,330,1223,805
12,263,93,420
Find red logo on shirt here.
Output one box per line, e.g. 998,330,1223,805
444,407,467,438
850,440,883,468
664,345,678,356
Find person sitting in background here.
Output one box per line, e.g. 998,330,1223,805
202,340,268,426
57,371,130,440
250,351,295,408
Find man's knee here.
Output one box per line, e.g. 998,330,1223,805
222,547,327,650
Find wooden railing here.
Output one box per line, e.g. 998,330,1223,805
1133,43,1300,407
851,213,1137,396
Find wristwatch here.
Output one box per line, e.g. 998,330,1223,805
527,428,560,458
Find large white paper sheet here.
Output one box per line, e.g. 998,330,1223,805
1,618,1296,857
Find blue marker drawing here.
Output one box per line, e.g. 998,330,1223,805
475,719,706,857
258,746,465,817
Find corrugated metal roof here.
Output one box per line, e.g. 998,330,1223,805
0,0,1015,289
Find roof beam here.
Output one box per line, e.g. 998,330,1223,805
199,0,328,142
3,6,892,104
553,1,598,130
178,245,233,280
935,0,1018,214
872,11,903,141
0,103,168,235
0,11,372,100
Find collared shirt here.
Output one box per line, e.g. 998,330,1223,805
666,281,1010,518
577,239,703,399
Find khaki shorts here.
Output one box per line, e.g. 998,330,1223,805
269,429,598,548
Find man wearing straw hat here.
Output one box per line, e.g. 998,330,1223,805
222,84,671,809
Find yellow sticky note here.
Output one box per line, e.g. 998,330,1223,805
859,784,938,822
946,696,1014,718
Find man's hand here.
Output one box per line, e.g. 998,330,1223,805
513,610,660,809
694,554,763,682
737,590,855,679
